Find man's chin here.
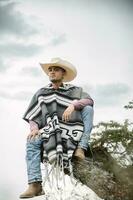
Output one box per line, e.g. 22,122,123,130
50,79,62,83
50,79,58,83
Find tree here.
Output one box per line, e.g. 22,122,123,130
124,100,133,109
73,102,133,200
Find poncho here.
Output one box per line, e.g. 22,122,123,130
23,84,91,166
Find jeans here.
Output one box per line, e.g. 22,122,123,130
26,105,94,183
79,105,94,150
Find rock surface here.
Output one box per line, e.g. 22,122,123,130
72,146,133,200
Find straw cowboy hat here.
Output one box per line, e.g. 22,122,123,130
40,57,77,82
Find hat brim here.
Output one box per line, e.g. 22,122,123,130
40,62,77,82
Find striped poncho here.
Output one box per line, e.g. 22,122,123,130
23,84,90,165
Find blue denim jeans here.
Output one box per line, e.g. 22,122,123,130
26,105,94,183
79,105,94,150
26,136,43,183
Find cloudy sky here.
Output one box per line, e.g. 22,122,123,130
0,0,132,199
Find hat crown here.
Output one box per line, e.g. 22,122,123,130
51,57,62,63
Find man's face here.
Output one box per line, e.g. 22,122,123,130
48,66,66,83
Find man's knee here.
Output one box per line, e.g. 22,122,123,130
81,105,94,117
81,106,94,133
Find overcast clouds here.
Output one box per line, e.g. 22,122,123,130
0,0,133,199
0,0,132,121
0,1,36,37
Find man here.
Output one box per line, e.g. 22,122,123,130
20,57,94,198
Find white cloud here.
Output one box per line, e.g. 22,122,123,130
0,2,37,37
92,83,131,107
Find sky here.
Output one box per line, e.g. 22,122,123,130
0,0,133,199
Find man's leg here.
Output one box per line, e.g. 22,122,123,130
74,105,94,159
20,135,45,198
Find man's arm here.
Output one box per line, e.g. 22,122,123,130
27,121,39,140
29,120,39,131
62,98,94,122
71,98,94,110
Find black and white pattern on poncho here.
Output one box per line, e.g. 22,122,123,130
23,84,90,165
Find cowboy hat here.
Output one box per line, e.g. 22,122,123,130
40,57,77,82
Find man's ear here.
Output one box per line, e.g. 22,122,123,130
61,71,65,80
63,70,66,76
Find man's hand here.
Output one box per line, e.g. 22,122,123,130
62,104,75,122
27,129,39,140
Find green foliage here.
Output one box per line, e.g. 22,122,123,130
91,119,133,166
124,100,133,109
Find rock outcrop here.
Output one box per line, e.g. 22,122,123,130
73,146,133,200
